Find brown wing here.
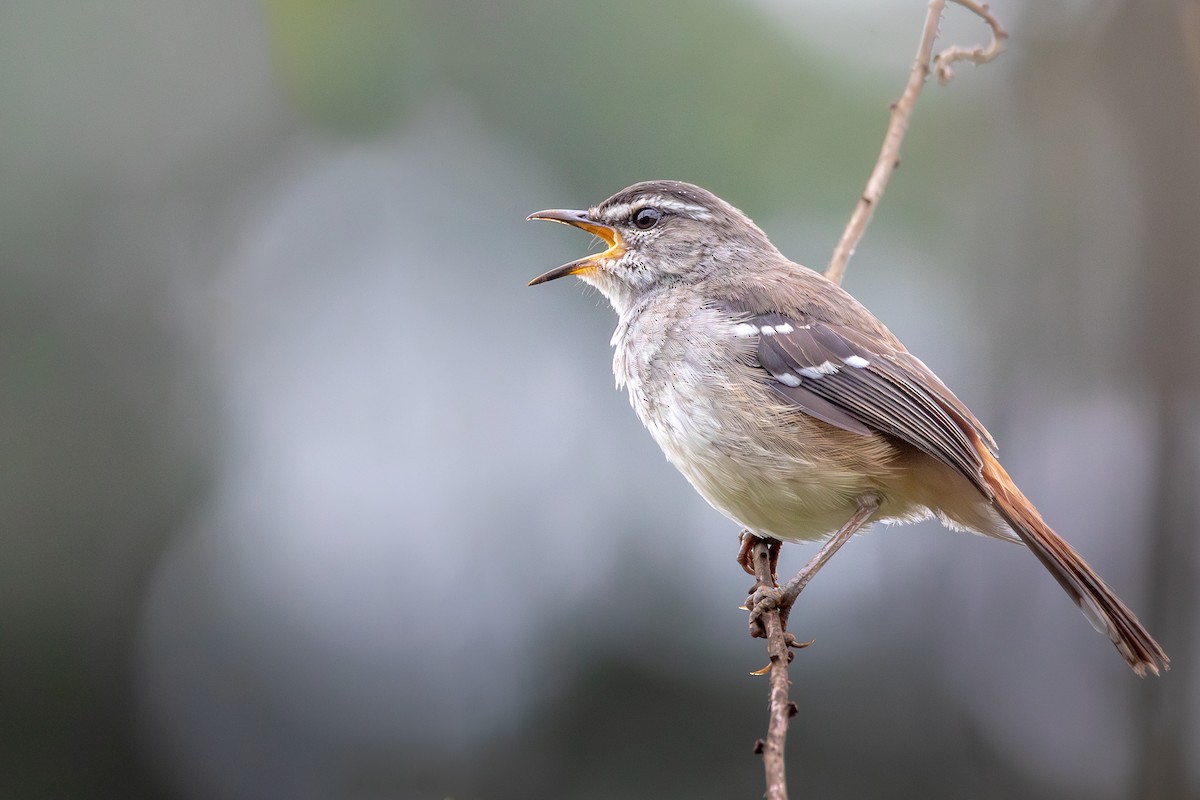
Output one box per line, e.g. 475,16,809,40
722,302,998,484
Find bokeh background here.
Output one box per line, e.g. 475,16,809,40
2,1,1197,798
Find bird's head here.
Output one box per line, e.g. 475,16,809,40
528,180,776,313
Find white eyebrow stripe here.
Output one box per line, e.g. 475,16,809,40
650,196,712,218
598,202,634,222
597,195,713,222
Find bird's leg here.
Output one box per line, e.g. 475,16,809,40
777,495,880,630
745,497,878,642
744,535,784,642
741,532,785,642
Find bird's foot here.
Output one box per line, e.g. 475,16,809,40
745,585,782,640
736,531,782,584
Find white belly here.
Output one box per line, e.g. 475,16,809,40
614,308,900,542
637,384,881,540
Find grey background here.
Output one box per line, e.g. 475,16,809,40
2,1,1196,798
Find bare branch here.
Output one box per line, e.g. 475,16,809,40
745,500,878,800
824,1,945,285
933,0,1009,84
747,538,792,800
825,0,1008,285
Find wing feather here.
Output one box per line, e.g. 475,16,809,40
720,303,995,481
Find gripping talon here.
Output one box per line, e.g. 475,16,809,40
736,531,758,576
746,586,783,639
737,532,783,583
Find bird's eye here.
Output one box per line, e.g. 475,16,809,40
632,207,662,230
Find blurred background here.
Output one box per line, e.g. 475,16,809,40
2,1,1197,798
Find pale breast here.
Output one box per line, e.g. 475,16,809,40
611,296,903,541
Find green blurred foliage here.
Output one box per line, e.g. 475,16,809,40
266,0,426,132
264,0,895,210
432,0,879,204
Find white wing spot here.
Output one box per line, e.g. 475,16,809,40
776,372,802,387
773,322,794,335
733,323,759,338
843,355,870,368
760,325,777,336
799,361,840,379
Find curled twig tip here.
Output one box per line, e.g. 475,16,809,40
824,0,1007,285
933,0,1008,86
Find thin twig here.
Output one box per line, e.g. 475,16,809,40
824,0,1008,286
745,506,882,800
933,0,1009,84
748,538,792,800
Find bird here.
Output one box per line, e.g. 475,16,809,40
527,180,1168,677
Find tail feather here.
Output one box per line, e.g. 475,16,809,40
980,454,1169,677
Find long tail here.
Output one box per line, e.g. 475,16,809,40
980,452,1169,677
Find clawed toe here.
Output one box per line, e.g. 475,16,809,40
746,586,783,639
737,531,783,583
736,531,759,577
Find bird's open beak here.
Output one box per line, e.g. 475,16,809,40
526,209,625,286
